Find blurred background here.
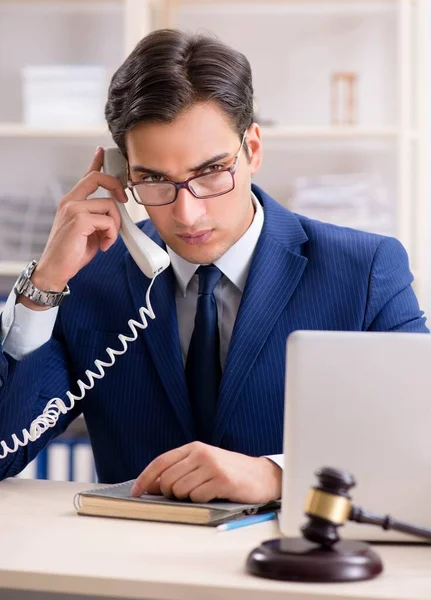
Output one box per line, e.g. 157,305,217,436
0,0,429,481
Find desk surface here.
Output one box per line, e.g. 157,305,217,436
1,478,431,600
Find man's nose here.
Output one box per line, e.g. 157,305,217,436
172,187,207,227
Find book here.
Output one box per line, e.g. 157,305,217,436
74,480,280,526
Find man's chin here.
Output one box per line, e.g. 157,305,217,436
169,237,225,265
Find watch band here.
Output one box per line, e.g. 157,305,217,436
14,260,70,308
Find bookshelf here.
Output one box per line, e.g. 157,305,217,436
0,262,27,277
0,123,402,140
0,124,112,138
0,0,429,308
153,0,430,313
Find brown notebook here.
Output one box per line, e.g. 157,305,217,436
74,480,280,526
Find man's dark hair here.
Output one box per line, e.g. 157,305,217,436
105,29,254,158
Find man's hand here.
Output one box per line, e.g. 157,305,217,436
18,146,128,311
131,442,282,504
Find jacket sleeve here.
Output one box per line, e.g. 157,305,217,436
0,308,82,480
363,236,429,333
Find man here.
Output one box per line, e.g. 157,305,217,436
0,30,428,502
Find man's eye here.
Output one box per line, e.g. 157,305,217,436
140,174,166,183
201,164,224,175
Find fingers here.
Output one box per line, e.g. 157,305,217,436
132,444,277,505
132,445,193,497
188,479,218,503
169,467,212,501
32,147,129,289
69,171,128,205
78,214,119,252
69,146,128,205
59,197,122,250
84,145,104,176
145,477,161,495
80,198,122,233
158,457,200,498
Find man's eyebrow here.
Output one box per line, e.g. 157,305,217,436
130,152,231,177
190,152,230,171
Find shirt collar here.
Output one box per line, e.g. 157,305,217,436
167,191,264,296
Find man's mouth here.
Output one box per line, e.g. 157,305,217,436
177,230,213,245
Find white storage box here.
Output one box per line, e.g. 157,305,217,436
22,65,107,128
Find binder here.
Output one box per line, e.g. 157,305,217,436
15,438,96,483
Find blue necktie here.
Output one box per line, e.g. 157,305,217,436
186,265,223,443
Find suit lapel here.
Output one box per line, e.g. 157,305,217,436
213,188,308,444
121,188,308,446
123,231,194,442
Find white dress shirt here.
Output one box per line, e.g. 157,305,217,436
170,193,262,370
1,193,283,469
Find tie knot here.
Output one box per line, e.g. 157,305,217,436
197,264,222,295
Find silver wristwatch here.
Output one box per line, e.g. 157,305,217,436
14,260,70,308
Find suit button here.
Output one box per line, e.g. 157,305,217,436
0,376,4,388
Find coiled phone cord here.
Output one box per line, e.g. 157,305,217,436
0,276,157,459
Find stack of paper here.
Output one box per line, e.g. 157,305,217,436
0,193,57,261
290,173,393,235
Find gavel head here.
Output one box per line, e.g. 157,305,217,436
300,467,356,547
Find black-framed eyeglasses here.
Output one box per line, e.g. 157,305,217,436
126,131,247,207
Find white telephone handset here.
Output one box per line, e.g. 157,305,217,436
103,147,170,278
0,148,170,461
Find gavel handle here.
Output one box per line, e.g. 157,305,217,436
350,506,431,542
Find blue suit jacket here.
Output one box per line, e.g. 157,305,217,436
0,184,428,481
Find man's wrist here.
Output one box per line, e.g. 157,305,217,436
261,456,282,500
14,262,69,311
16,295,53,312
31,264,68,293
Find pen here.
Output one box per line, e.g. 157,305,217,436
217,511,277,532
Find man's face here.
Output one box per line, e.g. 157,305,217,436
125,102,262,264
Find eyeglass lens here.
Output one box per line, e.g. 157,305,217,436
133,170,234,205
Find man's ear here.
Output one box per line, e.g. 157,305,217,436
246,123,263,175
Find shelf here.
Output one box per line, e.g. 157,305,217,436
164,0,411,4
0,0,115,2
0,262,26,277
0,1,121,7
0,0,406,2
168,0,400,16
0,1,122,16
260,126,405,140
1,0,415,2
0,124,111,138
0,124,417,141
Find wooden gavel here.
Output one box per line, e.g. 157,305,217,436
301,466,431,547
246,466,431,582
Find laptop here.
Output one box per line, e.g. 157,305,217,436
280,330,431,542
